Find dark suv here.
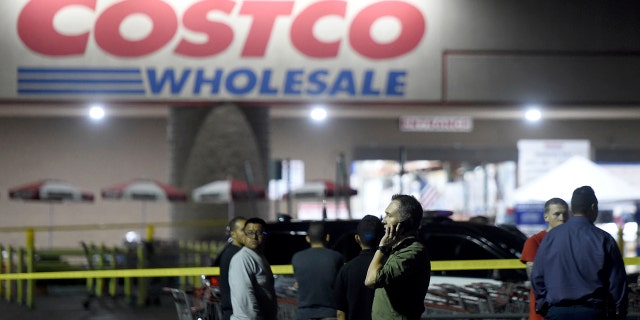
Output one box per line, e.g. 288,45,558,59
263,216,527,283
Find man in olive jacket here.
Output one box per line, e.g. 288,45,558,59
365,194,430,320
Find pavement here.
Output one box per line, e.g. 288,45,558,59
5,288,640,320
0,285,180,320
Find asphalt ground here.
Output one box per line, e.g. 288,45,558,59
0,285,179,320
5,290,640,320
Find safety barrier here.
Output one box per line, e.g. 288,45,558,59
0,227,227,308
3,255,640,308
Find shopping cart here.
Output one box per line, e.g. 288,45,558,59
276,295,297,320
80,241,107,310
165,276,222,320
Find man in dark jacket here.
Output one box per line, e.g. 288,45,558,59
213,216,246,320
335,215,384,320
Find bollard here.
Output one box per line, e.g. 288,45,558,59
17,248,24,305
124,276,132,304
86,244,96,296
136,242,146,306
5,246,13,302
178,240,187,290
187,240,196,288
145,225,154,243
0,245,4,298
143,225,154,305
109,246,117,298
192,241,202,286
124,255,132,305
26,229,34,308
96,245,106,297
124,242,133,304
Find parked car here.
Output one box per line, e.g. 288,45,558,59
263,215,528,283
262,215,530,316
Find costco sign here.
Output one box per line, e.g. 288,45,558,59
19,0,424,59
3,0,437,101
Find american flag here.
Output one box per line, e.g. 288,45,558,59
417,177,440,209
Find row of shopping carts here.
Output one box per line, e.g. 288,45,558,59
424,281,529,316
164,276,222,320
166,277,640,320
164,279,528,320
164,276,297,320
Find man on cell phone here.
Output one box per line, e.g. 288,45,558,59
364,194,431,320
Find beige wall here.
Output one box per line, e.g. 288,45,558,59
0,117,172,248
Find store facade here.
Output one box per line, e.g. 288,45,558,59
2,0,640,244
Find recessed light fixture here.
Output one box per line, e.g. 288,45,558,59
310,106,327,122
89,105,105,120
524,108,541,122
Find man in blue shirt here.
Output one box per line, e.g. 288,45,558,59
532,186,628,320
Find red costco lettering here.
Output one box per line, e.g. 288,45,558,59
18,0,96,56
95,0,177,57
175,0,235,57
350,1,425,59
17,0,426,59
291,1,346,58
239,1,295,57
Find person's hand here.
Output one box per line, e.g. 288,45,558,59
380,222,400,246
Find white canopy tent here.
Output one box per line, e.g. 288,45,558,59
512,156,640,204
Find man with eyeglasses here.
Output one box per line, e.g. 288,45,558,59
229,217,278,320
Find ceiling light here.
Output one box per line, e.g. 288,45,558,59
310,107,327,122
89,105,105,120
524,108,541,122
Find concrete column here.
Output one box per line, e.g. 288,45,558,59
169,104,270,240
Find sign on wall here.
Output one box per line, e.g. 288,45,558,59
399,116,473,132
517,139,591,187
3,1,639,104
0,0,443,102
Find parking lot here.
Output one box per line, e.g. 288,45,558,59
0,285,176,320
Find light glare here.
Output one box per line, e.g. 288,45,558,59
125,231,141,243
525,108,541,122
310,107,327,121
89,106,105,120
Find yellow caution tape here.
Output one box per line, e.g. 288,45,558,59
431,259,525,271
0,267,220,280
1,257,638,281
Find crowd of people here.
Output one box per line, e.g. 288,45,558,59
211,186,630,320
